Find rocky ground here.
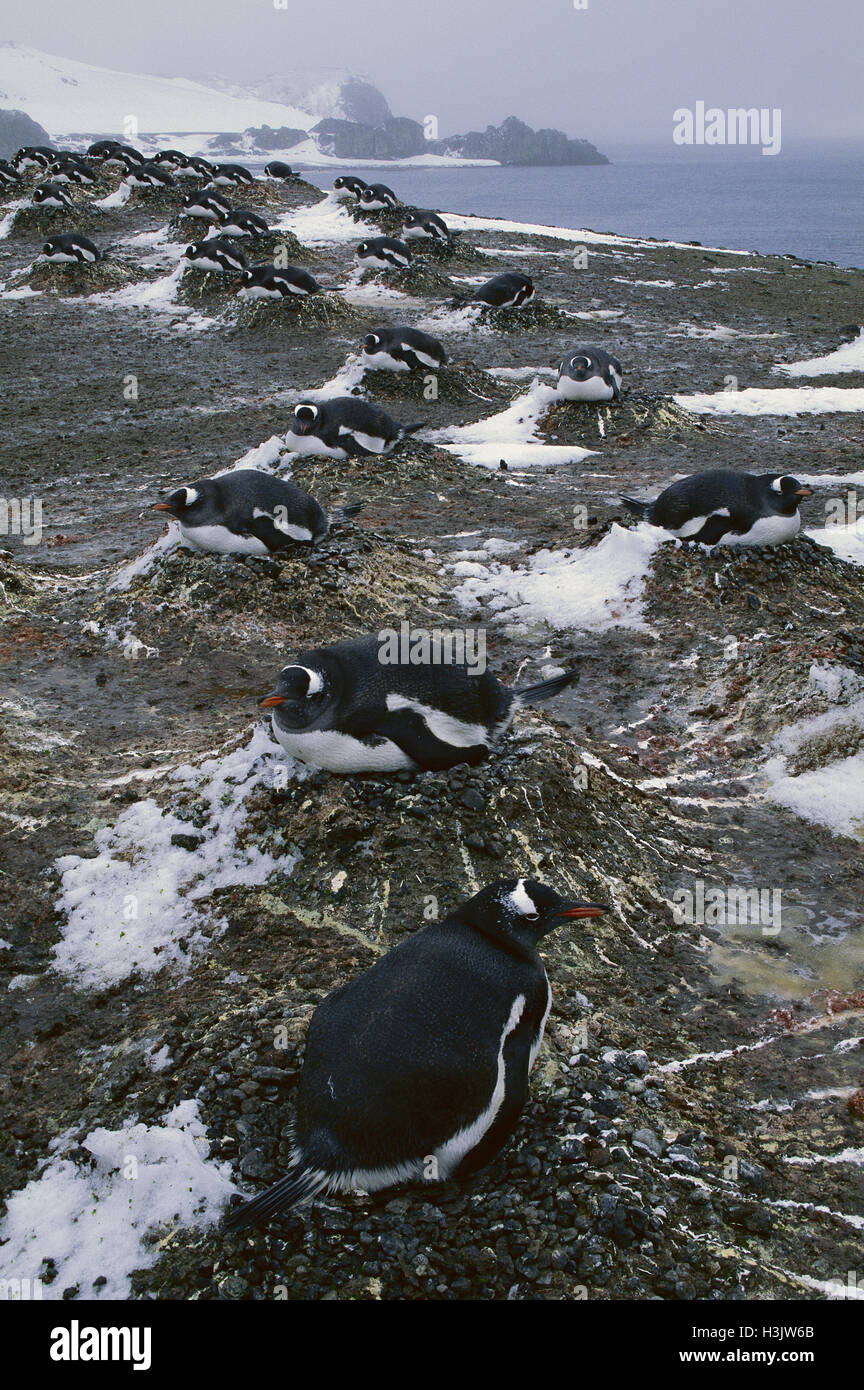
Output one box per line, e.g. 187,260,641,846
0,165,862,1302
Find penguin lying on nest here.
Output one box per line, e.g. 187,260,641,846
259,633,579,772
622,469,813,547
224,878,606,1230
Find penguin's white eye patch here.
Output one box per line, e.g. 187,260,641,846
182,487,199,505
507,879,538,916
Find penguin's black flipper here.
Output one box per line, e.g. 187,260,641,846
372,709,489,771
224,1167,327,1232
514,670,579,704
689,513,738,547
244,512,294,552
620,495,650,517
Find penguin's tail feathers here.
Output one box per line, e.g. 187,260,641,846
399,422,427,437
223,1165,328,1233
331,502,363,522
620,495,650,518
514,668,580,706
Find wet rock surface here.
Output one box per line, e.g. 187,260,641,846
1,177,863,1301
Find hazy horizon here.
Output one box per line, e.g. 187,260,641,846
3,0,863,149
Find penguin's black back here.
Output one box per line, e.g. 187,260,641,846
295,914,548,1172
649,469,776,528
196,471,329,541
295,633,514,725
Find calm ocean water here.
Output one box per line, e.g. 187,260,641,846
301,147,864,269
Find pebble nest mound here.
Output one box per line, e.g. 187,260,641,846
482,299,579,330
110,525,447,639
361,360,510,407
6,204,101,236
176,266,244,308
229,290,365,331
19,256,151,295
540,393,704,446
411,234,486,266
368,262,459,298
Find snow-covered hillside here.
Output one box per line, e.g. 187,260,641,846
0,42,317,136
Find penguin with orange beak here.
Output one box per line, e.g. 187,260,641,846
225,878,607,1231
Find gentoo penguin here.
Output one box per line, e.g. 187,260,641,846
151,470,360,553
286,399,424,461
264,160,294,180
622,469,814,548
259,634,578,772
217,207,269,238
333,175,367,197
224,878,606,1230
356,236,412,271
86,140,123,159
183,237,248,274
557,346,623,402
402,210,450,242
12,146,55,171
47,156,97,186
41,232,102,265
469,273,535,309
237,263,325,299
151,149,188,169
0,160,21,188
182,188,232,221
126,161,175,189
208,162,255,188
104,144,145,167
357,182,399,211
32,182,73,211
362,325,447,373
174,155,214,180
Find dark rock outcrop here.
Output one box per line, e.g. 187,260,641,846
430,115,609,166
0,107,51,159
311,116,426,160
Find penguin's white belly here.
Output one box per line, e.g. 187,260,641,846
363,350,410,373
187,256,226,273
284,431,347,460
385,695,488,748
723,510,801,547
238,285,281,300
434,994,527,1178
360,254,395,269
557,375,615,401
45,252,78,263
271,721,414,772
402,226,430,240
180,522,268,556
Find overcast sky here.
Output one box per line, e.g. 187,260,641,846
4,0,863,150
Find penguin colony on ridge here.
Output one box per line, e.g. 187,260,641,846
5,146,824,1228
225,880,606,1230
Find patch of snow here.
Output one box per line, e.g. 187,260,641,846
0,1100,236,1300
451,522,666,634
52,725,301,988
778,328,864,378
677,387,864,415
426,379,595,470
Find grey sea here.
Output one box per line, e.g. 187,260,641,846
299,143,864,269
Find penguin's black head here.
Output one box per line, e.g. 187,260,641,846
363,333,382,353
357,242,369,256
460,879,607,943
765,474,813,512
567,354,593,381
258,663,330,725
151,483,208,517
292,403,320,436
